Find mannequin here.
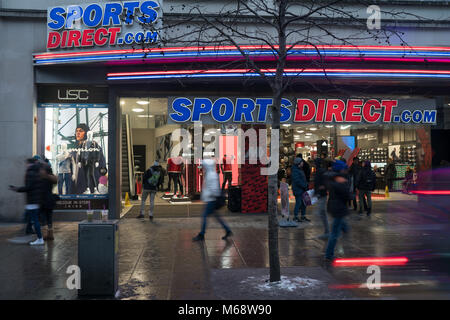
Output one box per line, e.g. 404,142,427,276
167,156,183,198
79,131,100,194
56,142,73,194
221,154,234,191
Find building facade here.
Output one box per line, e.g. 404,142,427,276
1,0,450,221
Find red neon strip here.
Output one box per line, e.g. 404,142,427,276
411,190,450,195
34,44,450,59
333,256,409,267
107,68,450,77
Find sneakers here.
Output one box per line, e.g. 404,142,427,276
30,238,44,246
136,214,144,219
192,233,205,241
222,231,233,240
300,216,311,222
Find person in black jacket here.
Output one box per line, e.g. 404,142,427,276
314,157,330,238
297,154,311,183
40,158,58,240
9,158,45,245
348,157,361,210
324,160,352,263
137,161,163,221
356,160,376,217
384,158,397,192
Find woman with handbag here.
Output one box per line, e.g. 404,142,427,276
193,159,232,241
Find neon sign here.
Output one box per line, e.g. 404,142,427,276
46,1,161,50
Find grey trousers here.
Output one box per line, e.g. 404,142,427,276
140,189,156,216
315,196,329,234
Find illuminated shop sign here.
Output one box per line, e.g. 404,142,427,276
46,1,161,50
168,97,436,125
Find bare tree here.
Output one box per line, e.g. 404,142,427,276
131,0,428,282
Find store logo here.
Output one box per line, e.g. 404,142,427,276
58,89,89,101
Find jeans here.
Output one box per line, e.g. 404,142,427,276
27,209,42,239
222,172,232,190
168,173,183,194
140,189,156,216
200,201,231,235
41,208,53,228
358,189,372,213
58,173,71,194
294,193,306,219
316,196,329,234
325,216,349,259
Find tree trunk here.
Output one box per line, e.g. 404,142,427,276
268,92,282,282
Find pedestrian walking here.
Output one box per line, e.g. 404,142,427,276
314,157,330,239
137,161,163,221
356,160,376,217
348,157,362,210
9,158,45,245
385,158,397,192
291,156,310,222
193,159,232,241
40,158,58,240
324,160,353,265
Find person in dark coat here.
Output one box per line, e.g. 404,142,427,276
137,161,164,221
356,160,377,216
40,158,58,240
324,160,353,263
291,157,309,222
9,158,45,245
348,157,362,210
297,154,311,183
384,158,397,192
314,157,330,238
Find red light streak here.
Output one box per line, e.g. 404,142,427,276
333,257,409,267
410,190,450,195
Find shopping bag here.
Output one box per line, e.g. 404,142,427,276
303,189,317,206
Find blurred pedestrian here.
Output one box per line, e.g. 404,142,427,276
385,158,397,192
324,160,353,265
291,156,309,222
314,157,330,239
348,157,362,211
356,160,376,217
40,158,58,240
9,158,45,245
138,161,163,221
193,159,232,241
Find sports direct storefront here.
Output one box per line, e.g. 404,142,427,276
33,0,446,219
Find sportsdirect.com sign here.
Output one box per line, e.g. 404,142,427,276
168,97,437,125
46,1,161,50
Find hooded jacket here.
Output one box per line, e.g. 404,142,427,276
291,158,308,196
356,166,376,191
325,172,352,218
201,159,221,202
17,162,44,205
143,165,163,191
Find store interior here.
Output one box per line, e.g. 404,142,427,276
120,97,426,210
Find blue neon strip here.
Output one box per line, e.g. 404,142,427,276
35,49,450,64
107,72,450,81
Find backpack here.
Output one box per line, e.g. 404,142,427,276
147,168,161,187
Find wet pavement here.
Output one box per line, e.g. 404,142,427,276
0,195,449,300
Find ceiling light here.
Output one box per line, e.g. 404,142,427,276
340,125,351,129
282,124,291,127
137,115,154,118
132,108,144,112
325,125,333,128
309,127,317,131
136,100,150,105
298,130,304,133
120,100,125,106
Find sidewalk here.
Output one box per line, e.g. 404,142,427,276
0,199,449,300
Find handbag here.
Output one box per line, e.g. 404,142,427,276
302,190,312,206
